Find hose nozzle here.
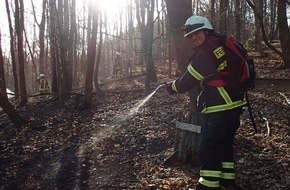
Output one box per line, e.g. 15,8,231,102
155,83,166,92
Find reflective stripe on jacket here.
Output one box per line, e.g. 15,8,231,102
39,78,50,93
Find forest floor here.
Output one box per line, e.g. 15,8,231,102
1,52,290,190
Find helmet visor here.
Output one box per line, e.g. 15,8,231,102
182,23,205,36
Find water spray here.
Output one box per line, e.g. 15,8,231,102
91,83,169,143
110,83,167,129
129,83,166,114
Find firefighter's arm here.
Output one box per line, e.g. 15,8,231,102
166,53,216,95
166,67,201,95
166,49,218,95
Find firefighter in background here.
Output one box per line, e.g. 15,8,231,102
165,16,245,190
37,74,50,94
113,52,122,78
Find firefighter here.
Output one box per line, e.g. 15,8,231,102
165,16,245,190
113,52,122,78
37,74,50,94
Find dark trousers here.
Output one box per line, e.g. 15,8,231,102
198,107,242,188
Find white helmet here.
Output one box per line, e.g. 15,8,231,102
39,74,45,77
182,16,213,37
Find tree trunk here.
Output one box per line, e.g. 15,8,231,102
144,0,157,94
64,0,73,91
246,0,287,67
277,0,290,68
15,0,28,106
210,0,216,28
219,0,228,34
38,0,47,75
94,12,104,96
5,0,19,97
0,31,8,100
0,93,24,127
0,32,23,126
24,27,37,93
165,0,192,74
235,0,241,40
70,0,77,88
178,87,203,165
79,0,87,86
127,1,135,76
136,0,157,95
49,0,69,102
49,0,58,95
269,0,278,41
165,0,204,164
83,2,99,108
254,0,265,56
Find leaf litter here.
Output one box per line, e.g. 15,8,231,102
0,58,290,189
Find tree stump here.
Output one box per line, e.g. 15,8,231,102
177,88,204,166
176,121,202,166
162,88,204,166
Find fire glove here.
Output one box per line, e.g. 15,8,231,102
165,81,176,95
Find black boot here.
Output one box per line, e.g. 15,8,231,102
195,183,221,190
220,184,243,190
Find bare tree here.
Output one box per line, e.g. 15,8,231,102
49,0,69,102
83,1,99,108
253,0,265,55
69,0,77,89
32,0,47,75
136,0,157,95
63,0,73,91
0,92,24,127
219,0,229,34
94,13,104,96
23,25,37,92
235,0,241,40
277,0,290,68
210,0,216,28
0,31,8,100
0,30,24,127
15,0,28,105
165,0,205,164
246,0,290,68
269,0,278,41
5,0,19,97
49,0,58,95
165,0,192,74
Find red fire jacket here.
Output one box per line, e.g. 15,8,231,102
169,33,246,113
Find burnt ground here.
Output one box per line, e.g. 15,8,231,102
0,55,290,190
